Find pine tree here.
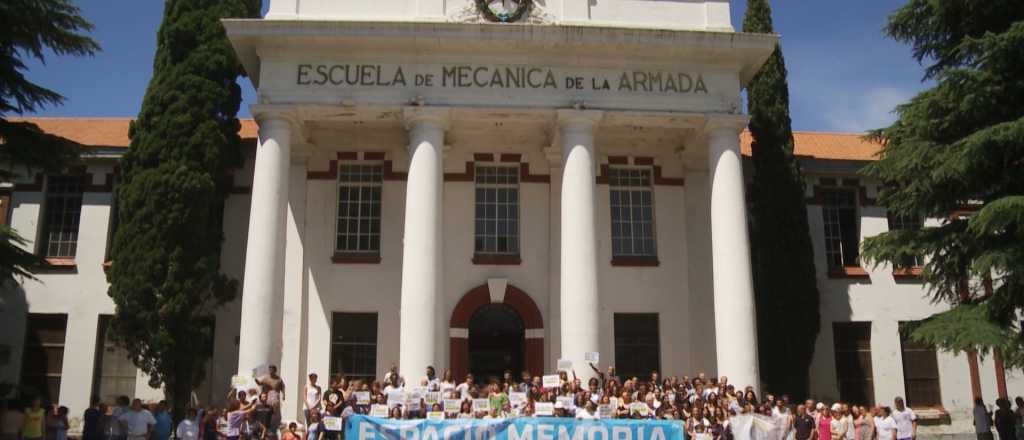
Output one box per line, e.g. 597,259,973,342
862,1,1024,367
107,0,259,419
742,0,821,398
0,0,98,279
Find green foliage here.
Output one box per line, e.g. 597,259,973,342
742,0,820,398
107,0,259,419
0,225,47,280
0,0,98,280
864,1,1024,367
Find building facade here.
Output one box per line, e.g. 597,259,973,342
0,0,1020,435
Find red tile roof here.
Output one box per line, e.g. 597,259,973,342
9,117,883,161
741,130,881,161
7,117,259,147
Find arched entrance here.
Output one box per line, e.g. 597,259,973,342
468,303,524,381
450,280,543,381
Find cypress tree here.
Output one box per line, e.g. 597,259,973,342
862,1,1024,367
107,0,259,419
742,0,820,398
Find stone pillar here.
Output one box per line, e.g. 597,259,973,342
706,114,760,392
237,107,295,374
557,109,603,380
398,107,450,380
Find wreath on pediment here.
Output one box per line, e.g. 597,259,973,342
475,0,532,22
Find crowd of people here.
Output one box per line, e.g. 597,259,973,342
0,396,173,440
2,363,1024,440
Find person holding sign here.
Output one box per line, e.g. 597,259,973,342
439,370,456,396
487,383,509,417
457,401,473,419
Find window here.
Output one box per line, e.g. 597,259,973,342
887,213,924,268
614,313,660,381
474,166,519,256
330,312,378,380
336,164,382,255
20,314,68,404
609,168,656,258
91,316,136,404
41,175,84,258
899,322,941,407
833,322,874,405
822,188,859,269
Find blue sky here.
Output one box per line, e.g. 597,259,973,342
22,0,927,132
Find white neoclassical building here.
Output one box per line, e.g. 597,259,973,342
1,0,1021,436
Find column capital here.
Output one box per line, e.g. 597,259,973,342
556,109,604,131
251,104,302,127
702,114,750,136
402,106,451,130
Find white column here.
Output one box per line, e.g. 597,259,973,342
706,114,760,392
398,107,450,380
557,109,603,380
237,108,294,374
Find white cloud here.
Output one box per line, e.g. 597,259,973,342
820,86,914,133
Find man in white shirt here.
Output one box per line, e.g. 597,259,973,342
892,397,917,440
118,399,155,440
876,407,898,440
175,408,199,440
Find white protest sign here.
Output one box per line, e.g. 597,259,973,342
427,411,445,421
387,390,406,407
231,375,252,389
443,399,462,414
253,364,270,379
425,392,441,405
534,402,554,416
355,391,371,405
609,397,619,409
411,387,426,401
585,352,600,363
597,404,613,419
322,417,343,431
472,398,490,413
407,399,421,411
370,404,389,418
542,375,560,388
556,396,575,409
556,359,572,371
509,392,527,408
630,402,649,416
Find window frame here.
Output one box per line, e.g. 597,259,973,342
898,321,942,408
613,312,661,381
21,313,68,405
832,321,875,406
333,162,384,263
329,312,379,381
472,164,521,262
821,187,862,274
607,166,658,264
39,175,85,261
91,315,137,404
887,213,925,270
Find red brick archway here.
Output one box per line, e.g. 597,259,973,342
449,282,543,380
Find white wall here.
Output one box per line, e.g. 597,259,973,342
802,174,1024,432
265,0,733,31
